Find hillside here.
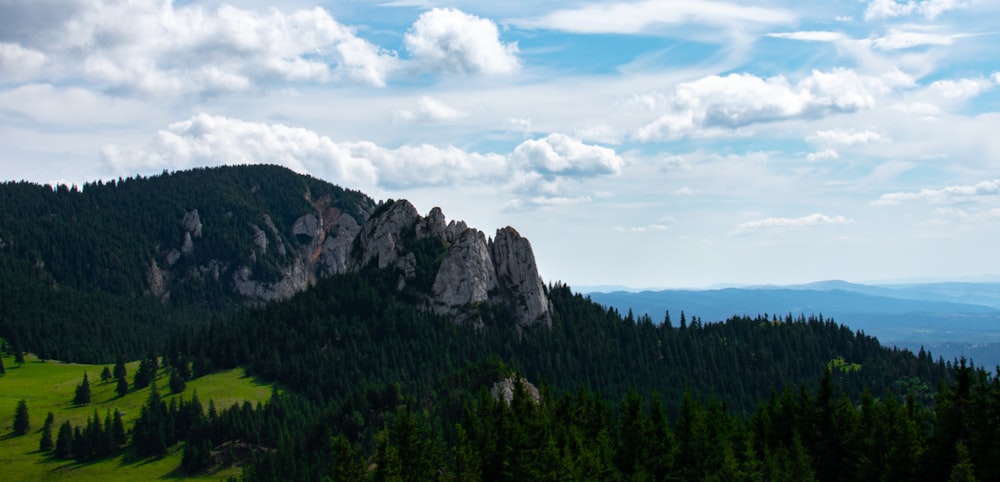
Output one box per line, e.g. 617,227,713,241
2,165,994,480
586,285,1000,368
0,352,272,481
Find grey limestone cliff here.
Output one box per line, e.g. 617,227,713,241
147,194,550,327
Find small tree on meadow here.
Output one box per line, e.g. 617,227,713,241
39,412,55,451
74,372,92,406
100,366,112,383
13,399,30,435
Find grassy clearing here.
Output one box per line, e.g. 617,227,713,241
0,353,272,481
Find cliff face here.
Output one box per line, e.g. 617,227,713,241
349,201,551,327
149,194,550,327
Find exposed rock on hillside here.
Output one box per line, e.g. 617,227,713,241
140,180,549,326
490,376,541,405
430,228,498,322
492,227,553,327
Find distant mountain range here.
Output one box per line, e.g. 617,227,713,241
584,280,1000,369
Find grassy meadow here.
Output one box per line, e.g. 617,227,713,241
0,352,273,481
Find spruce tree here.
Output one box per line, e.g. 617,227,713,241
100,366,112,383
55,421,74,459
73,372,92,405
116,373,129,397
113,356,127,380
111,409,126,447
0,355,5,374
13,399,30,435
39,412,55,451
14,350,25,366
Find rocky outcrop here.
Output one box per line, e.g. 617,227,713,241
351,200,420,271
491,227,552,327
233,257,311,304
147,193,550,328
429,228,498,321
182,209,203,238
490,376,541,405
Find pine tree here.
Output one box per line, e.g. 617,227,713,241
73,372,92,405
948,441,978,482
100,365,112,383
0,355,5,375
169,368,186,394
55,421,74,459
39,412,55,451
113,356,127,380
116,373,129,397
14,350,25,366
13,399,30,435
111,409,126,447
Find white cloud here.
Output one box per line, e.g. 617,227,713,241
808,129,884,146
927,77,995,99
864,0,969,20
510,133,624,176
0,42,46,82
731,213,854,234
102,114,624,206
614,224,669,233
807,149,840,162
394,96,467,122
0,2,397,95
766,31,844,42
404,8,519,75
101,113,380,187
517,0,795,35
870,28,959,50
873,179,1000,205
636,69,877,141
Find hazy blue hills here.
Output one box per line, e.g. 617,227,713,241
584,281,1000,369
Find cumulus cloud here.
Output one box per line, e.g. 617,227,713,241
394,96,467,122
101,113,380,186
808,129,884,146
635,69,877,141
864,0,969,20
872,179,1000,205
510,133,624,176
0,1,397,95
0,42,46,82
926,77,996,99
517,0,794,34
404,8,519,75
731,213,854,234
102,114,622,207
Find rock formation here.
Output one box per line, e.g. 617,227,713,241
147,193,550,328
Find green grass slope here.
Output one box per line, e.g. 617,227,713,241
0,353,272,481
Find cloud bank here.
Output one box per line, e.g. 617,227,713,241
102,114,621,206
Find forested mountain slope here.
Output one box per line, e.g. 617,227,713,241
2,165,990,481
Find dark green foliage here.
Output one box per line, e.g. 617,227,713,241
55,421,73,459
100,365,112,383
39,412,55,451
13,399,30,435
0,354,5,374
73,372,91,405
115,372,129,397
14,350,24,365
169,368,187,394
0,165,375,363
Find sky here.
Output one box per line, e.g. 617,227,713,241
1,0,999,289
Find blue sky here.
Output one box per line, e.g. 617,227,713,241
1,0,999,288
